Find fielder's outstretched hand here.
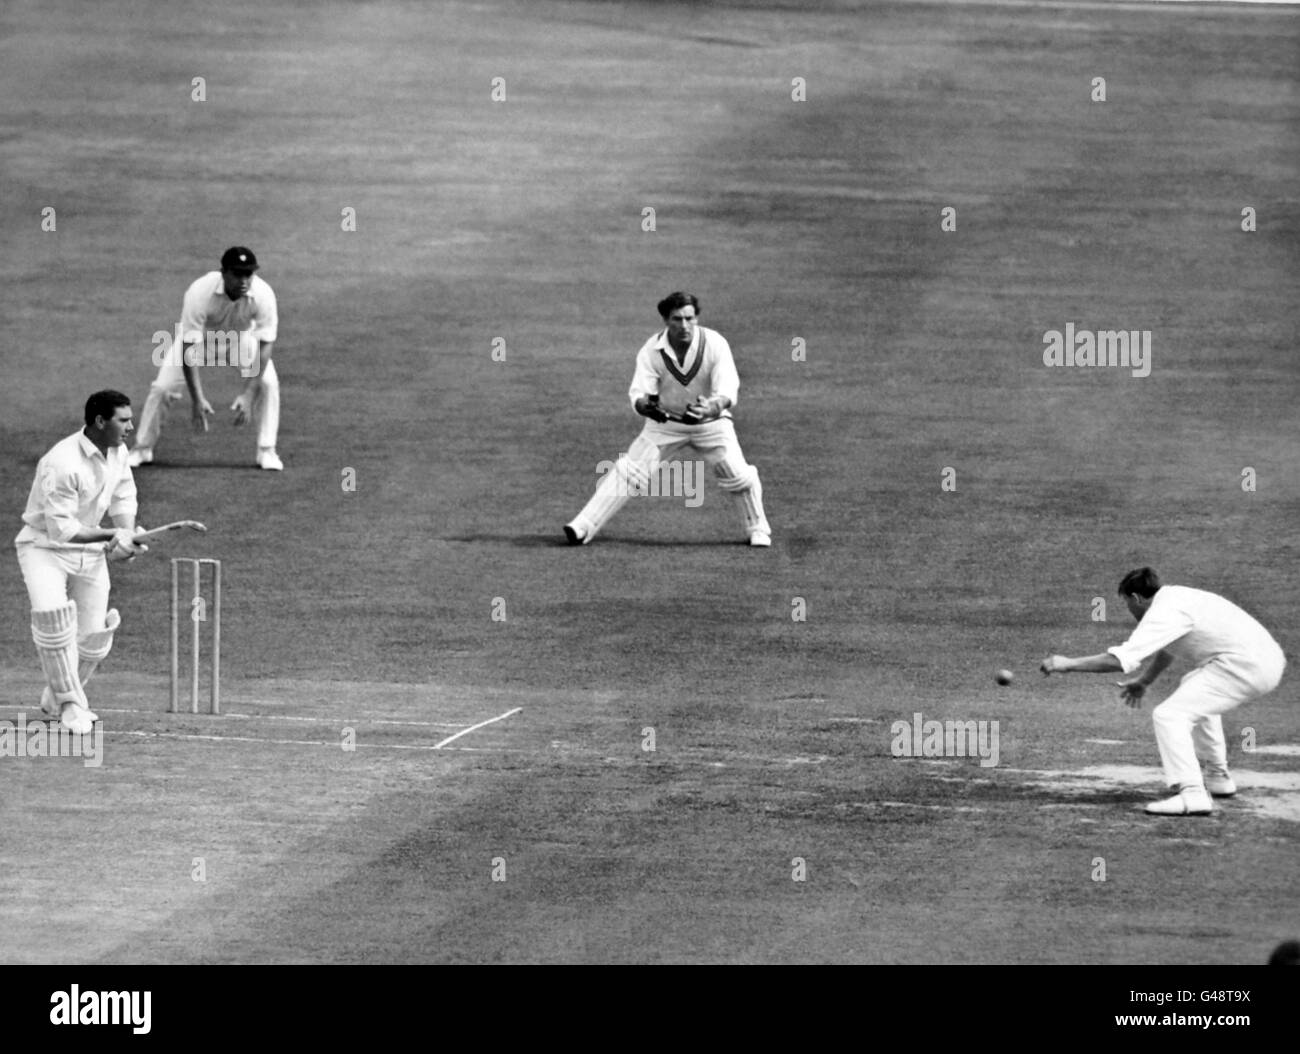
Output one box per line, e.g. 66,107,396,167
1039,655,1069,674
191,397,214,433
231,392,253,426
1116,680,1146,708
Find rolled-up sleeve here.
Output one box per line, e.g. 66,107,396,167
179,279,208,347
41,467,87,544
1108,602,1193,673
108,468,138,521
254,282,278,343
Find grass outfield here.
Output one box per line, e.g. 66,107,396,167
0,0,1297,968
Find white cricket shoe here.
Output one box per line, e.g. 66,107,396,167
563,523,589,545
1145,788,1213,816
1205,773,1237,797
748,530,771,547
257,449,284,471
59,701,96,736
128,447,154,468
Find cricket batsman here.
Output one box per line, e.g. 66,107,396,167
15,391,149,733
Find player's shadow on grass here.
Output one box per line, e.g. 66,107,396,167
137,460,264,470
448,534,756,548
995,783,1163,809
585,537,756,548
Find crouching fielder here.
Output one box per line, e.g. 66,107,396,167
14,391,148,734
565,292,771,547
131,246,282,471
1040,567,1285,817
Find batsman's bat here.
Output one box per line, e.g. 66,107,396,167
133,520,208,542
103,520,207,559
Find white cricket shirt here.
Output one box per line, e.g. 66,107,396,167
15,431,137,547
628,325,741,419
1108,585,1282,675
176,271,278,349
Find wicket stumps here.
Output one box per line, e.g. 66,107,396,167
170,557,221,714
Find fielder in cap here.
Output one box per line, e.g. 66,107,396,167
565,292,771,546
14,391,150,734
131,246,283,470
1040,567,1286,816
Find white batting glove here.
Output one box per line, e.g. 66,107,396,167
106,527,147,563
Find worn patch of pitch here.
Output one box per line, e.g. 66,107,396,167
1007,762,1300,822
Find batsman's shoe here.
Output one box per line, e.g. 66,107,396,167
59,701,95,736
1205,772,1237,797
1145,788,1213,816
47,688,97,723
127,447,154,468
563,522,590,545
257,448,284,471
749,530,771,548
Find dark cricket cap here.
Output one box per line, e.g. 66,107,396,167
220,246,259,272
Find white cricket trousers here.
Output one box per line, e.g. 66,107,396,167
1152,647,1286,790
570,417,769,541
135,357,280,452
15,541,111,630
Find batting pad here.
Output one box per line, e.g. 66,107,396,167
708,454,759,494
708,456,769,534
79,608,120,685
30,601,86,702
573,436,661,539
79,608,120,663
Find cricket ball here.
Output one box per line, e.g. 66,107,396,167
995,669,1014,686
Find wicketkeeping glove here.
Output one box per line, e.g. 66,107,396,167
635,395,669,423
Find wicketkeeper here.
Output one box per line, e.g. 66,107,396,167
564,292,771,546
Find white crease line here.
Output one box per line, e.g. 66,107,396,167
102,730,519,752
434,707,523,749
10,707,468,729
